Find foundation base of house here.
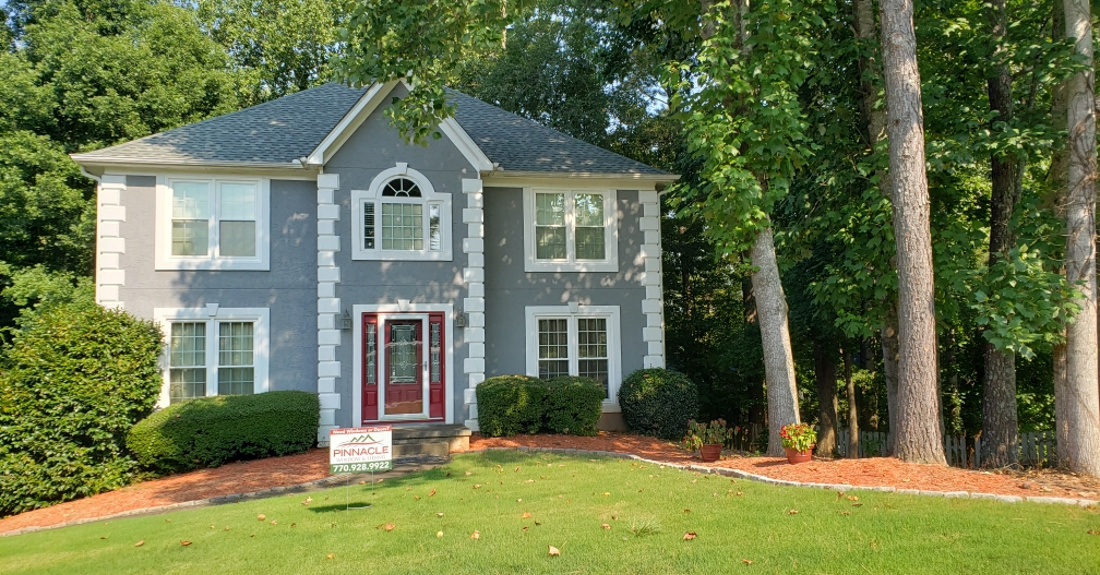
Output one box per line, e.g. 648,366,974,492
597,412,627,432
392,423,472,459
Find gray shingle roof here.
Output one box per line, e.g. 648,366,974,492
75,83,370,164
75,83,670,177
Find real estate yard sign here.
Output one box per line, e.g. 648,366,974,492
329,426,393,473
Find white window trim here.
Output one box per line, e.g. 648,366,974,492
524,305,622,411
351,163,453,261
153,307,271,408
154,175,270,271
522,187,618,273
352,303,455,426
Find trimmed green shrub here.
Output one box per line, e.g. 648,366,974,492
618,368,699,440
475,375,546,437
543,376,604,436
127,391,319,475
0,303,163,516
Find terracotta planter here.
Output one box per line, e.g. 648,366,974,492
784,446,813,464
700,443,723,462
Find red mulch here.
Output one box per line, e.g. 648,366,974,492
2,432,1097,535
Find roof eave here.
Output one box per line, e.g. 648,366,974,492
483,169,678,184
71,155,312,170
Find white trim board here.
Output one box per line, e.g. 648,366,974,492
308,81,493,173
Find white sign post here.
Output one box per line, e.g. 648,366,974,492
329,425,394,473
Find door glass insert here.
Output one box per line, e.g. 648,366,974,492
385,321,423,415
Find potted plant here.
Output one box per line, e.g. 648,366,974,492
780,423,817,464
682,419,733,462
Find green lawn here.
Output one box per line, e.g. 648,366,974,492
2,451,1098,575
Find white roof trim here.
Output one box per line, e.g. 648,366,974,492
306,81,394,166
307,79,494,173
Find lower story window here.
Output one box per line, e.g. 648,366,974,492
526,306,621,405
156,307,269,406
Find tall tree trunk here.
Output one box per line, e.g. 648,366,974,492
853,0,900,456
980,0,1022,470
1057,0,1100,476
751,226,802,456
882,304,900,454
843,348,860,458
814,341,839,457
879,0,946,464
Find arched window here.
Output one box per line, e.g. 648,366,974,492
352,164,452,261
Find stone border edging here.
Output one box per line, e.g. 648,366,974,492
463,446,1099,507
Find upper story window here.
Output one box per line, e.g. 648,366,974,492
155,176,270,271
352,163,452,261
522,188,618,272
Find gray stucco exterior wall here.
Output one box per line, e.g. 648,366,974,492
117,176,318,393
325,85,473,427
482,186,649,400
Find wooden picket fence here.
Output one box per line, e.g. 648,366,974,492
831,428,1057,468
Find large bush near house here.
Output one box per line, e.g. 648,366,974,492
0,303,163,516
618,368,699,440
127,391,319,475
475,375,547,437
543,376,604,436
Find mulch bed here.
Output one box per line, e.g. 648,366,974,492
3,431,1097,535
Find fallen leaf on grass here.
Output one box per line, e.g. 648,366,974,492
535,521,542,526
437,512,444,518
257,514,266,521
414,495,421,501
736,491,743,496
741,559,754,565
250,534,255,538
429,489,437,497
134,540,144,547
515,466,521,472
788,510,799,515
471,530,480,540
601,492,610,497
326,553,335,560
465,471,472,476
521,512,533,519
224,526,230,531
836,491,846,499
436,531,445,538
384,523,395,531
302,497,313,505
291,523,297,528
523,526,529,532
847,496,859,502
270,520,278,525
548,545,561,556
851,503,863,507
473,484,482,489
841,512,851,516
100,536,108,540
683,532,697,540
517,498,523,503
602,524,611,530
209,525,215,529
1087,530,1099,536
180,540,192,547
526,479,535,484
683,509,691,513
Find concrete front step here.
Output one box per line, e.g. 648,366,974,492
391,424,471,460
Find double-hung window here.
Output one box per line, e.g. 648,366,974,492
155,177,270,270
525,306,622,408
154,307,270,407
523,188,617,272
352,164,452,261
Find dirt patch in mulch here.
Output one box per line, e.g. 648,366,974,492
3,432,1097,536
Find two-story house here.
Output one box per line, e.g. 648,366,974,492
72,80,676,444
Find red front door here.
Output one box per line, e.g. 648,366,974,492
384,320,422,415
362,312,445,423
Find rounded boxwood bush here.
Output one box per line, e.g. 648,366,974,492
0,303,163,516
618,368,698,440
475,375,546,437
543,376,604,436
126,391,319,475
